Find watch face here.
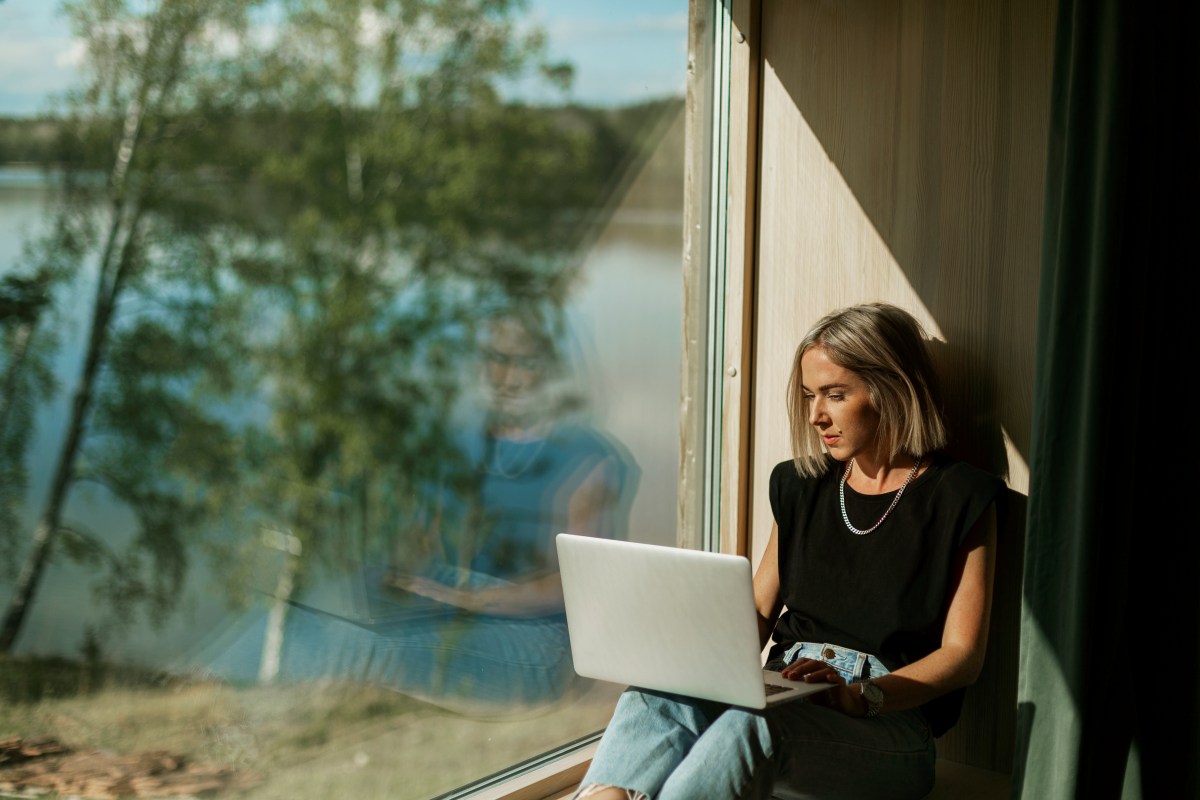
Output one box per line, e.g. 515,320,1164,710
862,681,884,711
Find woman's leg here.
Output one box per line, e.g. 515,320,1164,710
651,700,933,800
578,644,932,800
363,562,579,711
364,611,575,714
582,695,782,800
579,694,931,800
656,704,778,800
577,688,729,799
767,702,935,800
200,594,575,716
756,643,934,799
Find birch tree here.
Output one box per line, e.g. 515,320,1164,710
0,0,258,651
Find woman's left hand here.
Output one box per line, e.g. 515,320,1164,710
780,658,869,717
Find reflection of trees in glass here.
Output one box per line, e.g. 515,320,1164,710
0,0,681,656
0,270,59,576
0,0,260,653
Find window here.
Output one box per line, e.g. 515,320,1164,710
0,1,704,797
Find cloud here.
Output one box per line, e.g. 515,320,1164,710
53,39,86,69
0,36,80,93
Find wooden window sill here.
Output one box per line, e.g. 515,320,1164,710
468,742,595,800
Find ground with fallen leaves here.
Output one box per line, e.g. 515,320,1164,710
0,736,261,799
0,657,620,800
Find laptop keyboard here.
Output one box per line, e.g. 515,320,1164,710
764,682,791,696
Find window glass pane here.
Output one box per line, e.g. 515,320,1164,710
0,0,688,797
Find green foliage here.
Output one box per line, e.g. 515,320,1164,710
0,118,64,164
0,653,163,704
0,243,71,577
1,0,682,651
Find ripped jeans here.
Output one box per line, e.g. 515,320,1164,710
576,642,935,800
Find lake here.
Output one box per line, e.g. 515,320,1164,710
0,163,685,668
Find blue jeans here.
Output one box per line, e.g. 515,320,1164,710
197,564,576,716
579,643,935,800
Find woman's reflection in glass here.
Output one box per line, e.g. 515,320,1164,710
203,297,639,717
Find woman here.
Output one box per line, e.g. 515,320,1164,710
203,300,639,717
377,301,640,711
575,302,1002,799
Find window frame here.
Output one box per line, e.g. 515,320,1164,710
475,0,757,796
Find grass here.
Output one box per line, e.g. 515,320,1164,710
0,656,622,799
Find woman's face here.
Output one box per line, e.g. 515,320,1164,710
799,345,881,463
480,318,549,419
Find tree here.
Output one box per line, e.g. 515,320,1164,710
0,0,262,651
0,268,58,575
190,0,596,676
0,0,659,657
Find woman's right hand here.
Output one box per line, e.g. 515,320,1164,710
779,656,839,683
780,659,870,717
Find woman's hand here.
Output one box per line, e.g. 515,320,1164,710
387,572,479,611
386,570,566,618
780,658,869,717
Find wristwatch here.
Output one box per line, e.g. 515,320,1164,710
860,679,884,718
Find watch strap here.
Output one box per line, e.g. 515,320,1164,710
860,679,884,718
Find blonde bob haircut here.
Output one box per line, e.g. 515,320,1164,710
787,302,948,478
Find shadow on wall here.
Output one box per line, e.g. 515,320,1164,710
929,333,1025,773
927,338,1009,483
936,486,1026,772
765,0,1051,465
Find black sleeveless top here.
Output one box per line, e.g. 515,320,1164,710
767,453,1002,736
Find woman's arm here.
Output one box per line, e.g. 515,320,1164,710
388,571,565,616
752,523,785,652
390,456,620,618
782,501,998,717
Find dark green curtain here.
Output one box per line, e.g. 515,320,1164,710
1016,0,1198,797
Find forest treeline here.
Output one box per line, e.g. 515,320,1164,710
0,98,685,211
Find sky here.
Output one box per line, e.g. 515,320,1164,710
0,0,689,116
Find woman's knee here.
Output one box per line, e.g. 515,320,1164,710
709,706,776,746
656,709,779,800
616,688,726,730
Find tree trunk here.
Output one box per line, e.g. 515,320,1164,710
0,209,140,653
0,374,96,651
0,3,205,652
258,532,302,684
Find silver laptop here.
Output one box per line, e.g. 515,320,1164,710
555,533,831,709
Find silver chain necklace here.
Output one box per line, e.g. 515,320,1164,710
839,457,922,535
